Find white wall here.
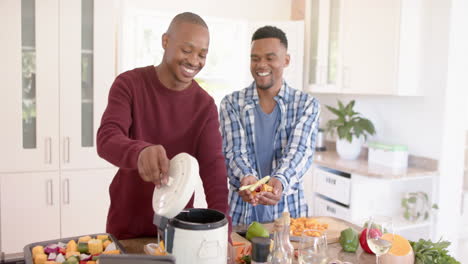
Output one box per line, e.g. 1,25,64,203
436,0,468,255
119,0,291,21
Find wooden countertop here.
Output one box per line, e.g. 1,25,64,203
120,218,378,264
314,143,438,179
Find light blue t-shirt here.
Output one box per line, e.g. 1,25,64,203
251,103,280,223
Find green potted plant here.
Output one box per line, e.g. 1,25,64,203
401,192,438,222
325,100,376,160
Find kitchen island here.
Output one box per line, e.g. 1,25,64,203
120,219,378,264
119,237,377,263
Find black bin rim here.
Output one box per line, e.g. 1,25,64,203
169,208,227,230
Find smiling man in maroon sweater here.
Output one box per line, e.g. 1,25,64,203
97,12,231,240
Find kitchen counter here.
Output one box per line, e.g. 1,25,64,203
314,143,438,179
119,237,377,263
120,219,378,264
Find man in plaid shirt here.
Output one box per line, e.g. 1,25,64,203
219,26,321,225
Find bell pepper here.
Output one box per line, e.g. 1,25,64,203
339,227,359,252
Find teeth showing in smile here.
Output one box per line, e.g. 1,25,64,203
183,67,195,74
257,72,271,77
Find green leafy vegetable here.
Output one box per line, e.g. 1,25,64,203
410,238,460,264
240,255,251,264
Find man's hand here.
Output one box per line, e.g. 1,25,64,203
257,177,283,205
238,175,258,206
137,145,170,188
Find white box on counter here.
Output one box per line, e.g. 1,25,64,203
368,142,408,169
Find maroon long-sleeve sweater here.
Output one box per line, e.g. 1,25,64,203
97,66,231,239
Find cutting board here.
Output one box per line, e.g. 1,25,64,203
263,216,350,246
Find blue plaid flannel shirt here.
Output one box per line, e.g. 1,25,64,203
219,81,321,225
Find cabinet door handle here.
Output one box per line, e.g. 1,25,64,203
63,179,70,205
64,137,70,163
46,179,53,205
326,177,336,185
44,137,52,164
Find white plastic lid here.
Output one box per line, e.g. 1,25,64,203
152,153,199,219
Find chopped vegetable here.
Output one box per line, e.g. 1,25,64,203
45,244,60,254
58,242,67,248
31,235,120,264
35,253,48,264
96,235,108,241
88,239,103,255
104,242,116,252
239,255,251,264
80,254,91,261
47,252,57,261
32,245,45,258
66,240,77,253
65,256,79,264
65,251,80,259
77,242,89,254
78,236,91,243
55,254,65,263
102,240,111,250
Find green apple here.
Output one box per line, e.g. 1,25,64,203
246,221,269,241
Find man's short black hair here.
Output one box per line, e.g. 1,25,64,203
251,26,288,49
168,12,208,31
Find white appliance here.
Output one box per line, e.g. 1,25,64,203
152,153,228,264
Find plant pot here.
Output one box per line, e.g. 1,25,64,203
336,137,362,160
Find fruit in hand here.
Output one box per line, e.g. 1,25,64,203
252,184,273,196
246,221,270,241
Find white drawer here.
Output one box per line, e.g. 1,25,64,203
314,167,351,205
314,195,351,220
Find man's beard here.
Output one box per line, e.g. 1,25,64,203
256,78,274,90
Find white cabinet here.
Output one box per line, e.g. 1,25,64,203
0,0,117,255
309,165,436,241
304,0,343,94
0,0,60,172
0,172,61,254
59,0,116,170
60,168,116,238
0,0,116,173
0,168,116,254
313,166,351,205
304,0,423,95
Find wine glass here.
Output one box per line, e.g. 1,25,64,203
298,229,328,264
365,216,394,264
